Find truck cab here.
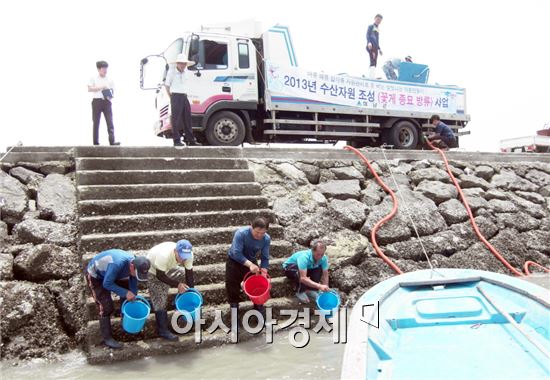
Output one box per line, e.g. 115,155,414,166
140,21,288,146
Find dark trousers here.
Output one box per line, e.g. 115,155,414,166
92,99,116,145
225,257,256,305
367,47,379,67
86,273,129,317
442,136,458,148
170,93,195,143
284,264,322,293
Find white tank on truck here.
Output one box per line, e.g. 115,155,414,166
139,20,470,148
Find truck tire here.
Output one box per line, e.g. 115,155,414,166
205,111,246,146
383,120,419,149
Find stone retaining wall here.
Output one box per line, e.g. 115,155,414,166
248,157,550,305
0,160,86,360
1,151,550,361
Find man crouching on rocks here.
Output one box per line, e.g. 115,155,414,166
283,240,330,304
86,249,151,349
146,240,195,341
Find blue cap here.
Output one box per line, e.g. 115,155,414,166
176,240,193,261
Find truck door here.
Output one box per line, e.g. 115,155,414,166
230,39,258,102
186,35,234,114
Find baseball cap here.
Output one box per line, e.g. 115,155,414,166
176,239,193,261
133,256,151,282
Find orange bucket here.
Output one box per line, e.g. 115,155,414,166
242,272,271,305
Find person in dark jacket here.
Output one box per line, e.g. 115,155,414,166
146,240,195,341
428,114,458,150
86,249,151,349
366,14,383,78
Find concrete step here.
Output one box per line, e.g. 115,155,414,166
86,328,243,364
85,304,319,365
85,260,289,318
193,241,293,266
81,240,293,268
79,209,275,235
194,258,286,285
85,276,295,319
75,146,243,158
78,195,269,216
76,157,249,171
79,225,284,252
86,295,304,345
7,146,74,153
78,182,263,201
76,169,256,185
1,152,72,163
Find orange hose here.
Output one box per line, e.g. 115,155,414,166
344,146,403,274
523,261,550,276
424,138,549,277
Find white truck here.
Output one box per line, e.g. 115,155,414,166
139,20,470,148
500,125,550,153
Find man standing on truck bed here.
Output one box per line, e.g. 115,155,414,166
427,114,458,150
165,54,201,147
88,61,120,146
366,14,383,79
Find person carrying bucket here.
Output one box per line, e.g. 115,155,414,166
225,217,271,316
86,249,151,349
146,240,195,341
282,240,330,304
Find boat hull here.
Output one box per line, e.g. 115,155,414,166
341,269,550,380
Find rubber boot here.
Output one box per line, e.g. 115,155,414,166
369,66,376,79
155,310,178,341
253,304,266,328
99,316,123,349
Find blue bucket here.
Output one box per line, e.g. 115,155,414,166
121,296,151,334
316,290,341,317
175,289,203,321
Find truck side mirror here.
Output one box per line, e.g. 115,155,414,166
140,54,167,90
190,35,200,57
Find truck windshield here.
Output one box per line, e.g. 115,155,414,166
164,38,184,63
189,39,228,70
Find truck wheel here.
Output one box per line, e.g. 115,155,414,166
205,111,246,146
384,120,419,149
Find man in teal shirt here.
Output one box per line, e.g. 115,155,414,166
283,240,330,303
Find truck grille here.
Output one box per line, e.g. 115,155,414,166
159,105,169,119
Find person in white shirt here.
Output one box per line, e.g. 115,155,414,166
147,240,195,340
165,54,201,146
87,61,120,146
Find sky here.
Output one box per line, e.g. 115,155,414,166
1,0,549,152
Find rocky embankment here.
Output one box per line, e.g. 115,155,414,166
249,156,550,304
0,160,86,360
1,149,550,362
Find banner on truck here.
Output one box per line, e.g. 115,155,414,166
265,60,465,115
